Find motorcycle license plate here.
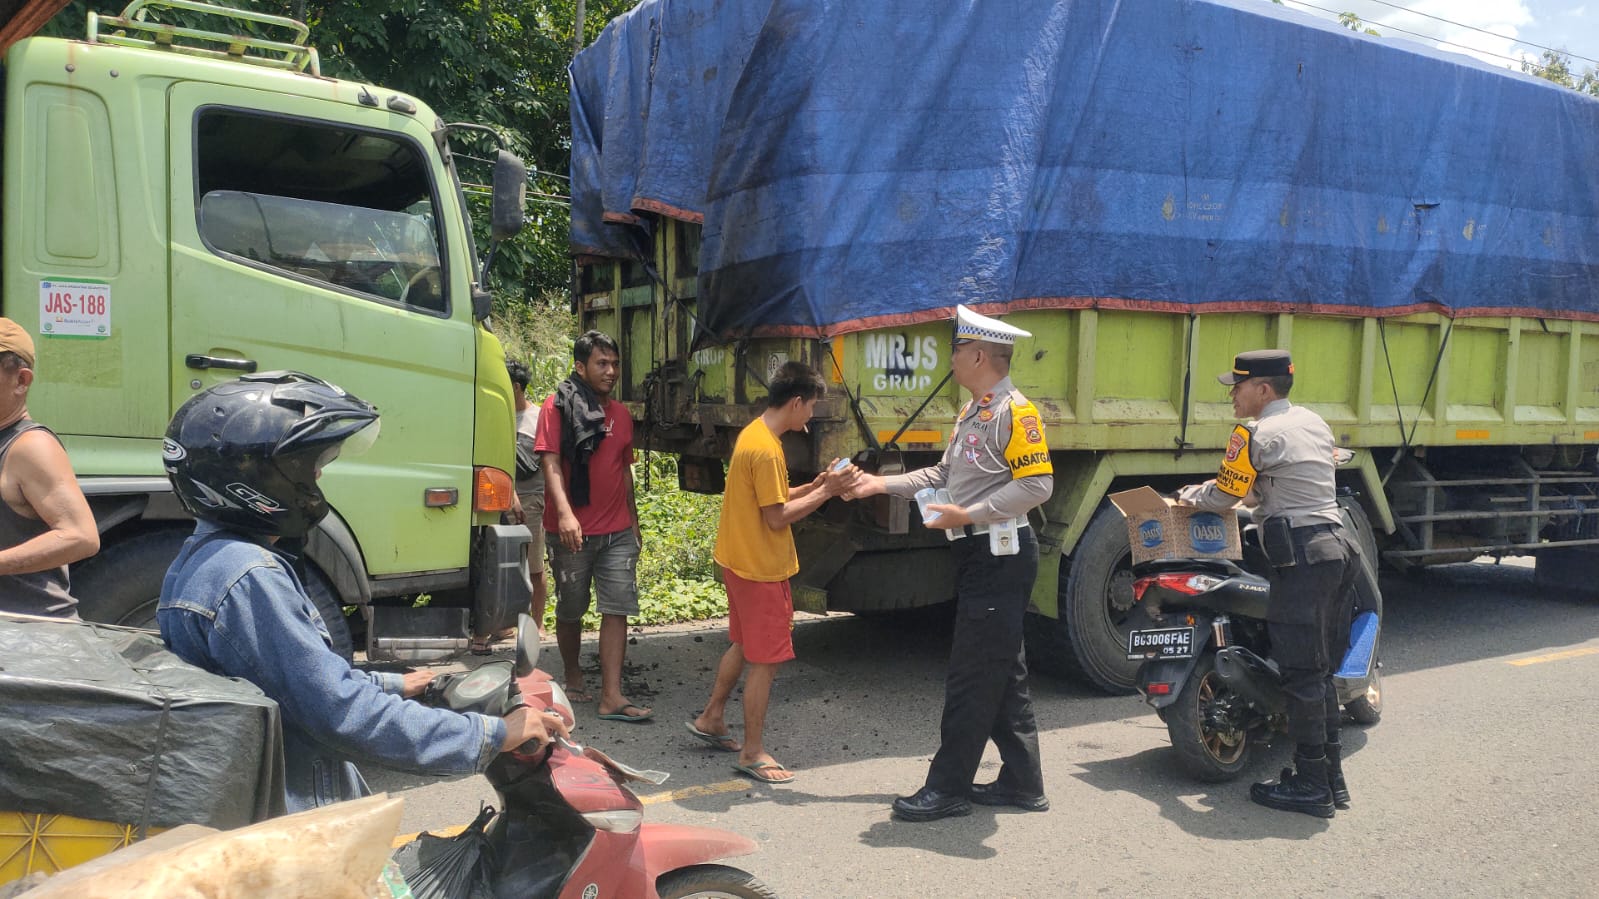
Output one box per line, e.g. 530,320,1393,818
1127,626,1194,661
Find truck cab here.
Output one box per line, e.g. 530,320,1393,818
2,1,531,661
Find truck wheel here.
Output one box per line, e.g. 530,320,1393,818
1534,546,1599,596
1337,494,1380,577
656,864,778,899
1025,505,1138,694
75,526,354,662
1022,610,1088,682
1166,653,1253,782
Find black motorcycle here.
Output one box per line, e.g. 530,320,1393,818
1127,508,1383,782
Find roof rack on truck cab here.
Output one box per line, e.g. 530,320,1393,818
86,0,320,75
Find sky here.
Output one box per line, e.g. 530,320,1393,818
1265,0,1599,76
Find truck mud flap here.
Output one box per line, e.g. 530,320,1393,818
471,523,533,638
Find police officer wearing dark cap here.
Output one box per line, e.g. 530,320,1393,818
1177,349,1362,818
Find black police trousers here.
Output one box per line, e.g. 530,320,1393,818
924,527,1044,796
1265,523,1361,747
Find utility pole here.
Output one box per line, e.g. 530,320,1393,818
573,0,586,55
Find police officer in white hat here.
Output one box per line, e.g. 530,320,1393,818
850,305,1054,821
1178,349,1362,818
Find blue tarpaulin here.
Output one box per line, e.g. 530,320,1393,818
569,0,1599,339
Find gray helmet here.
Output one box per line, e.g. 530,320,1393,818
162,371,380,538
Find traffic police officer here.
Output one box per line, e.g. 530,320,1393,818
850,305,1054,822
1178,349,1361,818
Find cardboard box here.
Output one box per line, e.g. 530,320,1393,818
1108,486,1242,565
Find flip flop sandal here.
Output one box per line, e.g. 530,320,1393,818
684,721,741,752
596,704,654,722
733,761,795,784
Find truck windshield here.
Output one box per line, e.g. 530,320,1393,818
193,109,447,314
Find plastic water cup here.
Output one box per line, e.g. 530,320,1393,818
914,487,952,525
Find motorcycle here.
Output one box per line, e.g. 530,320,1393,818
1126,504,1384,782
408,615,775,898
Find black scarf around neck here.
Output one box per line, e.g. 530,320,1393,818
554,373,609,508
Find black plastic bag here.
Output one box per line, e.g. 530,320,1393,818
393,806,497,899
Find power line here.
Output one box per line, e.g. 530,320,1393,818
1278,0,1568,73
1351,0,1599,68
454,153,573,184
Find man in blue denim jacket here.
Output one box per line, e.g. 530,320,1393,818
157,372,566,812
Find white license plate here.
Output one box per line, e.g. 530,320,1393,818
1126,626,1194,661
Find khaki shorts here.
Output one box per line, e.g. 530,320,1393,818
516,471,546,574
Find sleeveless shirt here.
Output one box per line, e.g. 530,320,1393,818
0,419,77,618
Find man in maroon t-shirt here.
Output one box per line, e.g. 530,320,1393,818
535,331,650,722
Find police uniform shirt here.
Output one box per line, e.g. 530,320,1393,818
1188,398,1341,527
883,376,1053,522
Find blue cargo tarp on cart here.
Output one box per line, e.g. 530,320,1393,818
569,0,1599,340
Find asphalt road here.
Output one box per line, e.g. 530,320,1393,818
368,558,1599,898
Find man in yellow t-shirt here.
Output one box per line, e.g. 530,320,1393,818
687,362,858,784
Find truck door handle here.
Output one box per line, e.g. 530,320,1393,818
185,354,258,373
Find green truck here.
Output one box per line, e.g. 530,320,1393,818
5,0,533,660
569,0,1599,693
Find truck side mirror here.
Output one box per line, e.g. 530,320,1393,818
491,150,527,241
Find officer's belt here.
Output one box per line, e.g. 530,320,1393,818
953,517,1030,540
1262,515,1343,532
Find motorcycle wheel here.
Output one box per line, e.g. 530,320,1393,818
1344,660,1384,725
1166,653,1253,782
656,864,778,899
1341,552,1384,726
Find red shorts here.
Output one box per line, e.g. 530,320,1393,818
723,567,796,664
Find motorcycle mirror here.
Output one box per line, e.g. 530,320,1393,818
513,612,540,678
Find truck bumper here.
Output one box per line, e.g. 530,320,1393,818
472,523,533,638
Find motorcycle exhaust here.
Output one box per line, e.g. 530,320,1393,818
1212,646,1288,714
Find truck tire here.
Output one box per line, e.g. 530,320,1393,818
1337,494,1380,578
1534,546,1599,597
1022,609,1088,682
75,526,354,662
1024,504,1139,694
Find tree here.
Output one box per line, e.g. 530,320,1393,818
41,0,640,301
1522,49,1599,98
1336,11,1379,36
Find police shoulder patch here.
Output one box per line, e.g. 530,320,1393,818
1004,399,1052,478
1215,423,1257,498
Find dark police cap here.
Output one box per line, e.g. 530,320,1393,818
1217,349,1293,385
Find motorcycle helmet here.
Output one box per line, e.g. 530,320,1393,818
163,371,380,538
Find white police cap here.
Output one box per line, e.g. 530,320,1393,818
953,304,1032,345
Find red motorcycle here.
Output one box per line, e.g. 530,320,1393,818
409,616,774,899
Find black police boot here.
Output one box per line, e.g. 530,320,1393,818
1325,741,1350,810
892,786,973,822
1249,755,1335,819
969,781,1050,812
